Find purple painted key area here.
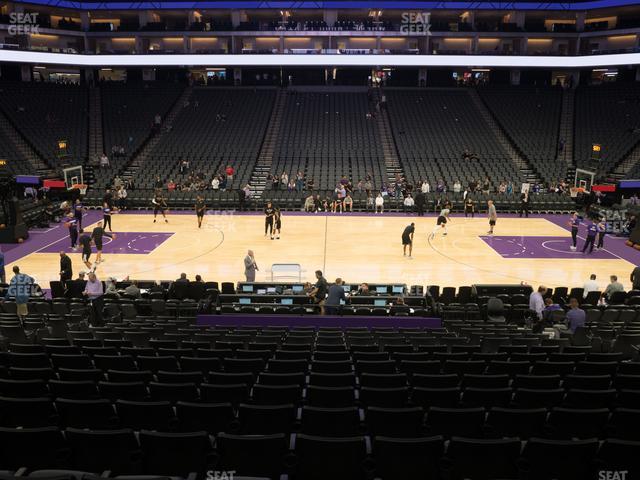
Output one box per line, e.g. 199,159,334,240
38,232,173,255
480,235,618,259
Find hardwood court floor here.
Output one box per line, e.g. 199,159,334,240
8,211,640,291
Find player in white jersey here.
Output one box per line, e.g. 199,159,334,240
430,204,451,239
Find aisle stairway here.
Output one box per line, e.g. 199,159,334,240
251,88,286,198
374,89,406,185
469,89,539,185
120,86,192,185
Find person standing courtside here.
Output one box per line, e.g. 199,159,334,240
487,200,497,235
325,278,347,316
309,270,329,315
264,202,275,238
59,251,72,283
244,250,258,282
402,222,415,258
65,213,79,250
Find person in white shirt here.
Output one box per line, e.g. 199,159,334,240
583,274,599,298
403,194,415,213
375,193,384,213
211,177,220,190
529,285,547,320
453,181,462,193
421,181,430,194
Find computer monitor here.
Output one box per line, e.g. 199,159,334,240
374,299,387,307
267,287,276,294
257,289,266,295
342,285,350,292
392,285,404,294
239,298,251,305
292,285,304,293
340,299,346,305
280,298,293,305
376,286,388,294
242,285,253,293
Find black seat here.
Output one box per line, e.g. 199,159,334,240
139,430,212,477
294,434,367,480
301,406,361,437
65,428,141,475
443,437,521,480
215,433,287,479
372,435,444,480
520,437,599,480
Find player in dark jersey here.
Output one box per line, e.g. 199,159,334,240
567,212,581,251
91,221,115,266
195,195,206,228
65,213,79,250
74,199,86,230
273,208,282,240
596,220,606,251
402,222,415,258
582,220,598,254
78,230,93,270
264,202,275,239
152,194,169,223
464,197,475,218
102,201,114,231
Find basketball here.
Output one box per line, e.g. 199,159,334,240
626,240,633,247
17,238,23,243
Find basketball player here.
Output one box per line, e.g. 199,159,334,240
195,195,206,228
464,196,475,218
65,212,79,250
519,191,530,218
430,204,451,239
402,222,415,257
152,193,169,223
595,220,606,251
487,200,497,235
273,208,282,240
582,219,598,254
567,212,581,251
78,229,93,270
91,221,115,266
264,202,275,238
74,199,86,230
102,201,113,232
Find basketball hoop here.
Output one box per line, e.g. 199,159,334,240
72,183,88,195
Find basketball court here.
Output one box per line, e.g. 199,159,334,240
3,210,639,291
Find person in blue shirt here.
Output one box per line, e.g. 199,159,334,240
582,220,598,254
567,212,580,251
5,266,34,322
595,220,606,251
0,249,5,284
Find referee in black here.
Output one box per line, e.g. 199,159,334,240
402,222,415,258
264,202,275,239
